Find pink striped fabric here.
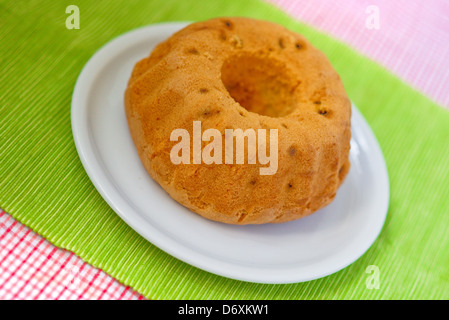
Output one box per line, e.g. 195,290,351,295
0,210,144,300
1,0,448,299
269,0,449,109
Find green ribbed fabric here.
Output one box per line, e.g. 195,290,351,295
1,0,449,299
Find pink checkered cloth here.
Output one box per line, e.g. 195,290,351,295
1,0,448,300
0,210,144,300
270,0,449,109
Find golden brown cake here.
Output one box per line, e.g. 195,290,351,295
125,17,351,224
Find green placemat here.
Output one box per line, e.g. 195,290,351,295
1,0,449,299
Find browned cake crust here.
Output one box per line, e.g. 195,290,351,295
125,17,351,224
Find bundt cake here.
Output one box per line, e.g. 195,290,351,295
125,17,351,224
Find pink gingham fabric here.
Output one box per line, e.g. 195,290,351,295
1,0,448,299
269,0,449,109
0,210,144,300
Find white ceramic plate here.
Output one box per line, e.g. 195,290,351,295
71,22,389,284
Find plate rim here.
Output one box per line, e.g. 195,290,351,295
71,22,390,284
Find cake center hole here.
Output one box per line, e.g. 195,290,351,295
221,54,297,118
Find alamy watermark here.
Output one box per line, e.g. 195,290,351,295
365,265,380,289
66,5,80,29
170,121,278,175
365,5,380,30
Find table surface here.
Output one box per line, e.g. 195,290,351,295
1,0,448,299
